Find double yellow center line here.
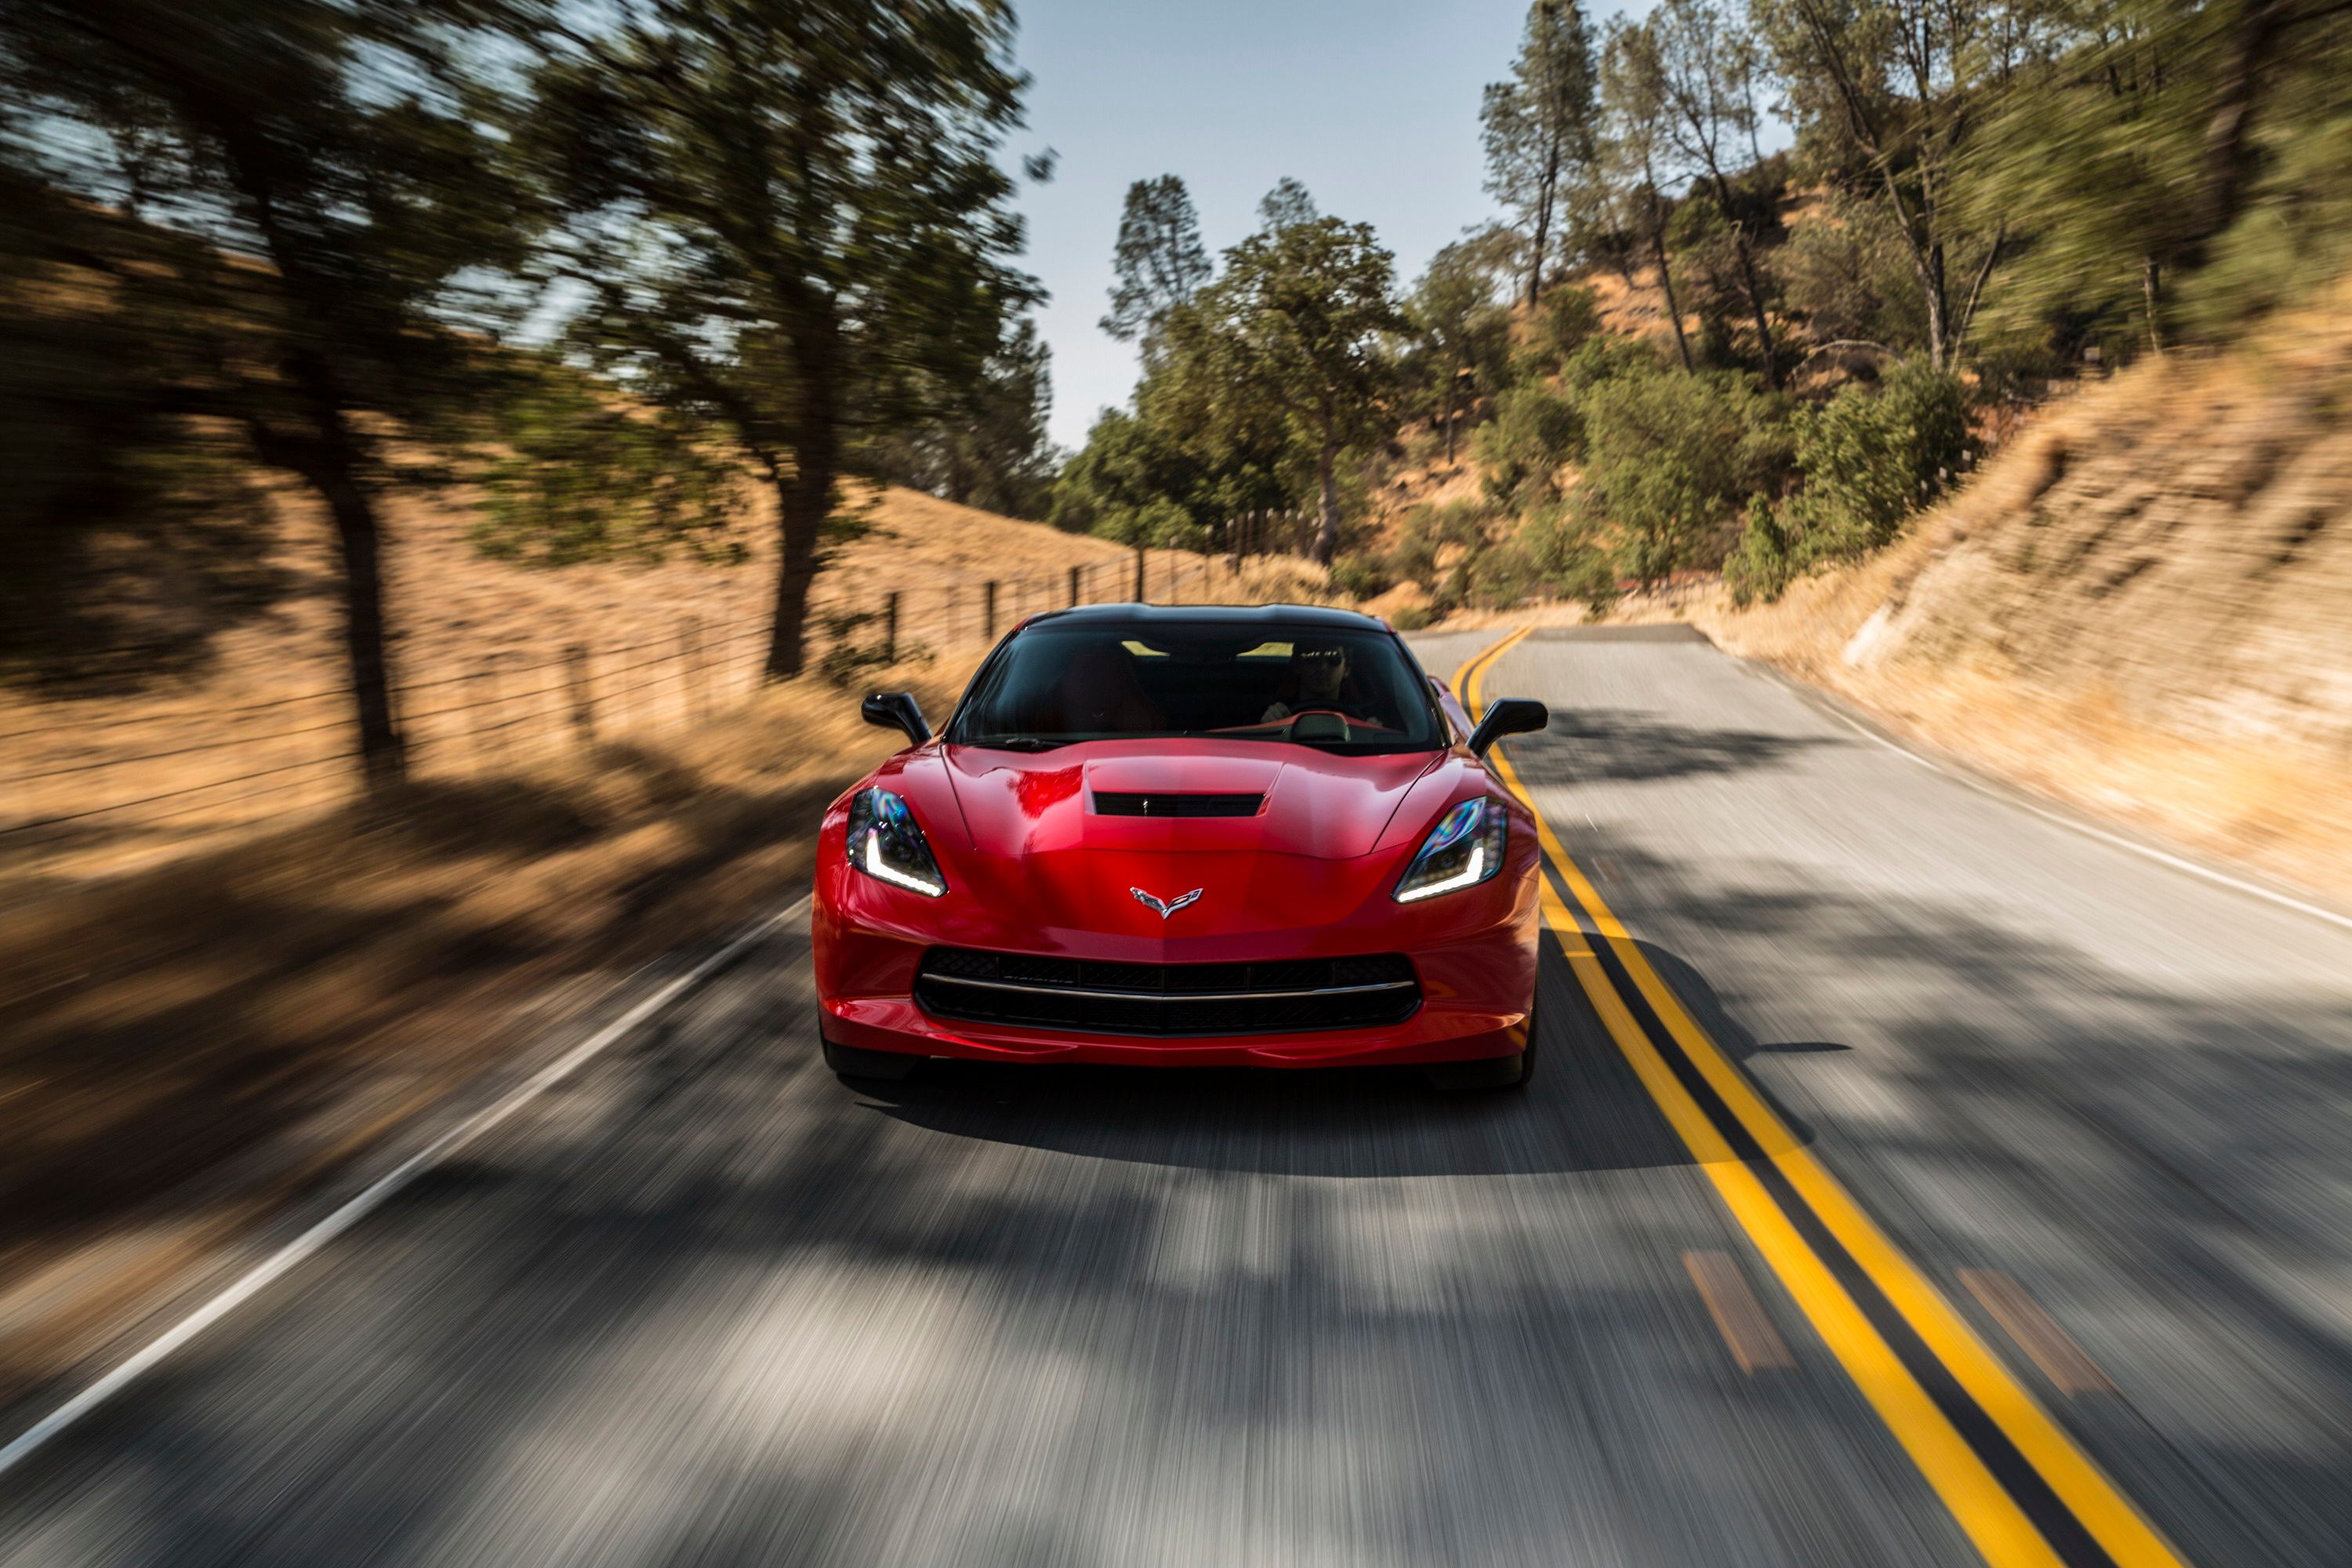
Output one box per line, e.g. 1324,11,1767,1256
1454,626,2185,1568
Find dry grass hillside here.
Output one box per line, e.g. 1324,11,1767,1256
1621,285,2352,903
1,479,1332,898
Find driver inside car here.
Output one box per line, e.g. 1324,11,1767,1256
1261,641,1372,724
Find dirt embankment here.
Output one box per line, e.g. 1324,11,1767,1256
1635,296,2352,904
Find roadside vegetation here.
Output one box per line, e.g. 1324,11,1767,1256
7,0,2347,744
1051,0,2352,623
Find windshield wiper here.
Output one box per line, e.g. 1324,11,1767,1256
964,735,1066,751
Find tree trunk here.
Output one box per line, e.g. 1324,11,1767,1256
1708,172,1779,388
1527,140,1559,307
765,332,839,682
261,351,406,788
314,464,405,788
2142,256,2166,355
212,133,405,785
1652,218,1693,372
2182,0,2294,270
1918,253,1951,372
1313,431,1341,565
1441,367,1461,464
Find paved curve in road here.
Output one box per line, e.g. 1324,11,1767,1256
2,625,2348,1566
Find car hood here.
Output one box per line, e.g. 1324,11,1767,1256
938,739,1450,862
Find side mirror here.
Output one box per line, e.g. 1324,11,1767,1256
862,691,931,747
1467,697,1546,758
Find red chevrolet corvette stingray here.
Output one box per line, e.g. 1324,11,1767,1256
811,604,1550,1087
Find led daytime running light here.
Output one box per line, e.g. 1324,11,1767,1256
1393,795,1508,903
1396,838,1487,902
848,786,948,898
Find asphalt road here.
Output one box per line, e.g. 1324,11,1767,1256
3,625,2350,1566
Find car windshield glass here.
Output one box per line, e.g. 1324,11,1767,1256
950,623,1444,753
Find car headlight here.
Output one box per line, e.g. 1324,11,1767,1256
1394,796,1507,902
846,786,948,897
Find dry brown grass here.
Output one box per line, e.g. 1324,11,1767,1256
0,652,970,1404
0,481,1334,898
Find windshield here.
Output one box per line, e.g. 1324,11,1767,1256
949,622,1446,754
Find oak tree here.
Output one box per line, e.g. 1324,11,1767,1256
520,0,1044,680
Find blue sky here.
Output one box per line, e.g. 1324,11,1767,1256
1009,1,1601,450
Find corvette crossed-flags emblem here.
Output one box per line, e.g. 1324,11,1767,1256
1130,887,1203,920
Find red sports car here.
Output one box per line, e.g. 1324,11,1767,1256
811,604,1551,1088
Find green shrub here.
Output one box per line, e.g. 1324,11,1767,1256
1092,496,1208,551
1467,538,1544,609
1574,364,1795,587
1724,495,1798,606
1390,499,1490,593
1389,604,1438,632
1725,364,1977,604
1473,383,1582,508
1521,502,1621,608
477,363,749,568
815,610,931,686
1783,361,1976,560
1513,285,1603,379
1329,554,1395,600
1560,334,1664,394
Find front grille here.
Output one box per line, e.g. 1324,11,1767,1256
1091,792,1263,818
915,948,1420,1036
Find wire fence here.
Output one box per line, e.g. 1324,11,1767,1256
0,542,1296,886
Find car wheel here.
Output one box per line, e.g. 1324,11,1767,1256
822,1036,919,1083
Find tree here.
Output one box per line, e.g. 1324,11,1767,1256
1404,237,1516,463
1647,0,1782,386
1957,0,2352,360
519,0,1043,681
0,0,525,784
1481,0,1604,306
1257,177,1321,232
1601,19,1697,370
1101,175,1210,347
1756,0,2029,369
869,319,1057,517
475,354,751,568
1158,210,1406,564
1575,360,1793,586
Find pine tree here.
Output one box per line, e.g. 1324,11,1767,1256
1102,176,1211,346
1480,0,1603,306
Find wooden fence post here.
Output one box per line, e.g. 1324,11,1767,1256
681,616,706,726
1134,546,1146,602
884,590,899,664
984,579,998,641
565,643,595,747
474,660,506,771
1069,564,1081,607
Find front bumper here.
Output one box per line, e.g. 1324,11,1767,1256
813,862,1541,1071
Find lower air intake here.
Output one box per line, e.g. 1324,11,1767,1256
914,949,1420,1036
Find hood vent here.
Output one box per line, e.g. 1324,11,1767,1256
1091,791,1262,818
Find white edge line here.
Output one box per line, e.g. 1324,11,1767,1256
1736,657,2352,938
0,895,808,1481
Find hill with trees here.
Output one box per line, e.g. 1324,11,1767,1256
1047,0,2352,632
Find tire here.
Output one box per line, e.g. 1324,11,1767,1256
822,1036,920,1083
